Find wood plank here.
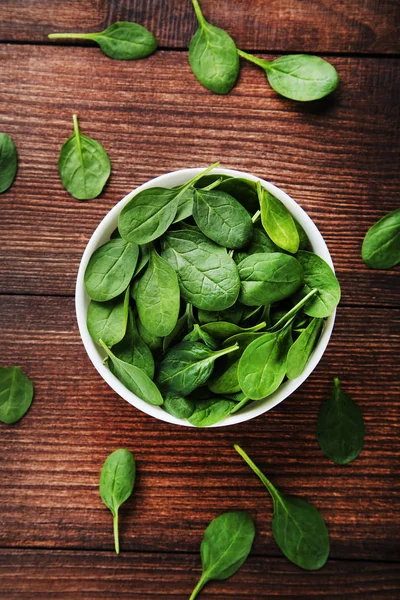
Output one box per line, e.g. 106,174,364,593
0,550,399,599
0,46,399,305
0,0,399,54
0,295,398,560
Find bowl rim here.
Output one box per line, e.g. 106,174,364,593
75,166,336,428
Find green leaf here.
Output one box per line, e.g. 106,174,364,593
183,323,219,349
258,183,299,253
188,397,236,427
84,237,139,302
286,317,323,379
156,341,239,397
189,0,239,95
239,51,338,102
58,114,111,200
100,340,163,406
112,308,155,379
137,318,163,354
238,323,293,400
161,229,240,311
317,378,365,465
0,133,18,193
201,320,266,341
234,445,329,570
0,366,34,424
193,188,253,249
118,163,219,244
99,448,136,554
361,209,400,270
133,248,180,337
294,251,341,318
237,252,303,306
87,287,130,347
198,305,244,326
49,21,157,60
163,394,196,419
189,511,255,599
234,229,278,264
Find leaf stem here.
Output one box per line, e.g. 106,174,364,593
252,209,261,223
269,288,318,332
238,49,271,71
189,574,207,600
200,178,223,191
230,397,251,414
234,444,280,503
113,512,120,554
212,342,239,359
48,32,95,40
181,161,221,194
191,0,207,28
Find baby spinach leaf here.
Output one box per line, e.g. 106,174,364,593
112,308,154,379
193,188,253,249
183,324,218,349
188,397,236,427
58,114,111,200
189,510,255,599
239,51,338,101
189,0,239,95
234,445,329,570
49,22,157,60
99,448,136,555
237,252,303,306
238,322,293,400
317,378,365,465
162,305,190,352
119,163,219,244
201,320,266,340
0,366,34,424
294,251,341,318
361,209,400,270
156,341,239,396
198,305,243,326
134,244,150,277
161,229,240,311
286,317,323,379
258,182,299,253
100,340,163,406
137,318,163,355
133,248,180,337
87,287,130,347
0,133,18,193
163,394,196,419
234,229,278,264
295,219,311,250
173,187,195,223
216,177,259,214
84,237,139,301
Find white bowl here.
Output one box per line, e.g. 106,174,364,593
76,167,336,427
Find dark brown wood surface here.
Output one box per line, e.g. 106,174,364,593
0,1,399,598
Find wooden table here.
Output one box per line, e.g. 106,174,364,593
0,1,399,598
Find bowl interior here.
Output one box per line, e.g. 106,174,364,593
75,167,336,427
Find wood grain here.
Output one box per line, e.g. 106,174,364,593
0,295,398,560
0,550,399,599
0,0,399,54
0,46,399,305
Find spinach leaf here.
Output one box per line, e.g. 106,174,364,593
201,320,266,340
87,287,130,347
286,317,323,379
295,219,311,250
156,341,239,396
183,324,218,349
100,340,163,406
198,305,243,326
239,51,338,101
163,394,196,419
317,378,365,465
99,448,135,555
84,237,139,302
112,308,154,379
0,133,18,193
49,22,157,60
294,251,341,318
161,229,240,311
237,252,303,306
189,511,255,599
258,182,299,253
234,229,278,264
216,177,259,214
235,445,329,570
238,321,293,399
133,248,180,337
361,209,400,270
188,397,236,427
58,114,111,200
118,163,219,244
193,188,253,249
137,318,163,355
134,244,150,276
0,366,34,424
189,0,239,95
162,305,190,352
